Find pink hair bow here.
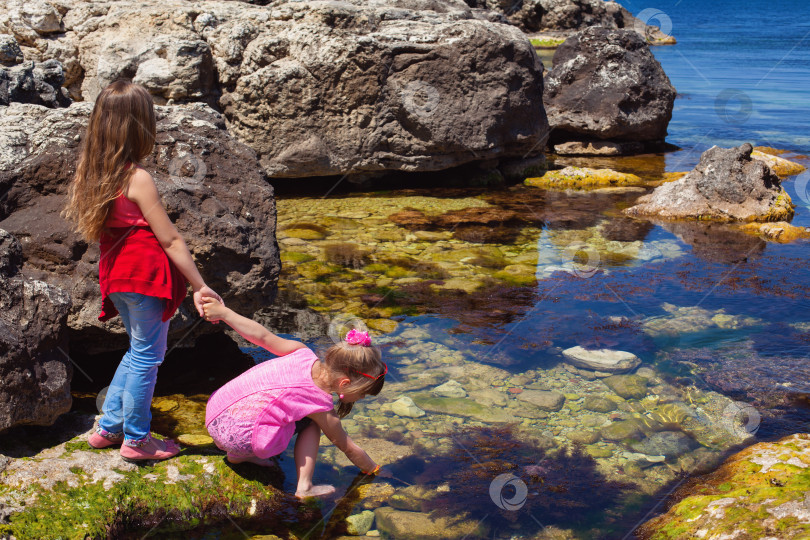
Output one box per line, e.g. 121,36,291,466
345,328,371,347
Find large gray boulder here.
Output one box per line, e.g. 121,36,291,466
0,102,279,355
1,0,549,179
624,144,795,223
543,27,675,151
0,229,72,433
0,59,71,107
202,0,549,178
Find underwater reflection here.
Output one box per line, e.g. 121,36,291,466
657,220,766,264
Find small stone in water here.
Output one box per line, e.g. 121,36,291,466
177,434,214,446
507,387,523,394
390,396,426,418
432,380,467,398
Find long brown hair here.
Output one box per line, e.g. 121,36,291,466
64,80,156,242
324,342,386,418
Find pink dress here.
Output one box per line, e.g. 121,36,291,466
205,348,335,459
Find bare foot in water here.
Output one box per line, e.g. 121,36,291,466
226,454,277,467
295,484,336,499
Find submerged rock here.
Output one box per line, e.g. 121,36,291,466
602,374,648,400
625,144,794,222
374,507,488,540
544,27,675,150
345,510,375,536
637,433,810,540
411,393,516,422
525,166,642,188
387,396,426,418
582,395,617,413
642,303,761,337
630,431,698,459
432,380,467,399
517,389,565,411
562,346,641,373
600,419,643,441
0,230,72,432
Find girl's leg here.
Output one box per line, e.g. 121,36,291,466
97,293,136,436
293,422,335,498
112,293,172,446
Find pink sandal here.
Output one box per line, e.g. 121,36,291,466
88,429,124,449
119,434,180,463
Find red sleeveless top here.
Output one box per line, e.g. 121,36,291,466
98,191,187,323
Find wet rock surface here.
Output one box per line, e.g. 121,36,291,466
544,27,675,148
0,101,279,354
625,144,794,222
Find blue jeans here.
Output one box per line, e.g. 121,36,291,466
98,292,169,443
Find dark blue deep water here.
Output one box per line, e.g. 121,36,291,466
646,0,810,156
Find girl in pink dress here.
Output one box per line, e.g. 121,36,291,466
201,297,388,498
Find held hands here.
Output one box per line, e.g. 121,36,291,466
194,286,223,321
201,295,229,323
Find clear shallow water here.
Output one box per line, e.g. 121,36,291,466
173,3,810,538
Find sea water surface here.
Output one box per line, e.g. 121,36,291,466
166,1,810,538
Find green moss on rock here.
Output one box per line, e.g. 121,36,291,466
637,433,810,539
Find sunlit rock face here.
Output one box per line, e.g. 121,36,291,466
1,0,549,179
625,144,794,223
543,27,675,153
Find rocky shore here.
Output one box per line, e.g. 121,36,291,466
2,0,810,538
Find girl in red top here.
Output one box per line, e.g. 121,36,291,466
64,80,222,462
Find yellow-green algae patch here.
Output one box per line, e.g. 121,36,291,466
757,189,795,222
739,221,810,243
751,148,807,177
530,36,566,48
526,166,643,189
637,433,810,540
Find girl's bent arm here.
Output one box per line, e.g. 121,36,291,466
310,411,377,473
204,298,306,356
126,169,221,314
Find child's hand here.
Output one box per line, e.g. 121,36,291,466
201,296,228,323
194,286,223,320
376,466,394,479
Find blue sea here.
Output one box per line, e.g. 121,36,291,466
641,0,810,156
